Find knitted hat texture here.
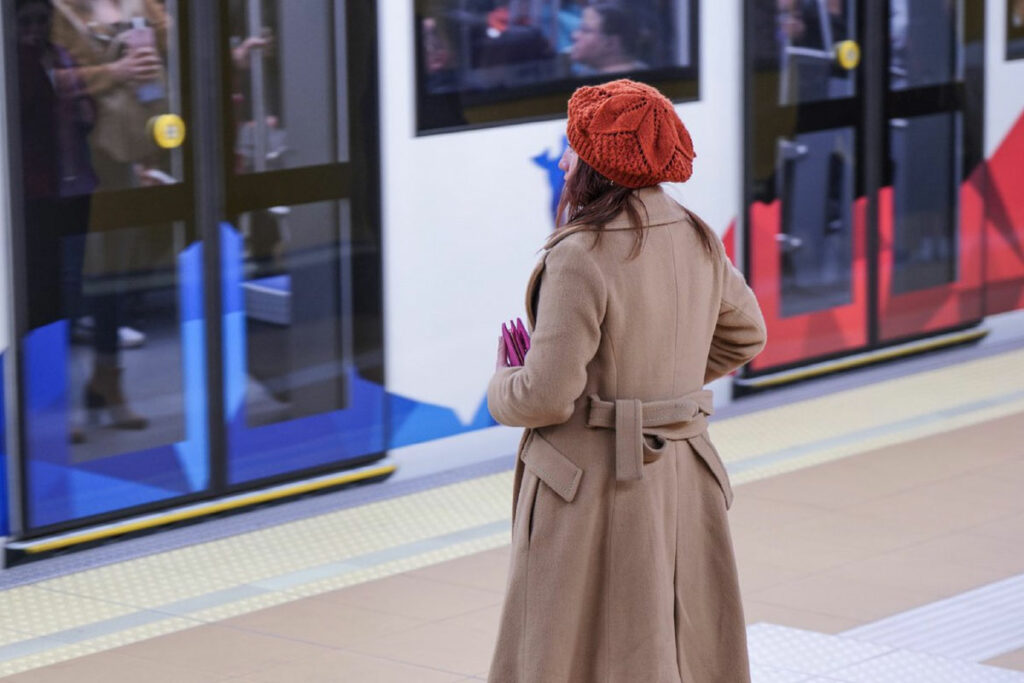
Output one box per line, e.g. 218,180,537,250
566,79,695,188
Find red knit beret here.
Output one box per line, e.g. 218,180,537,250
566,79,696,188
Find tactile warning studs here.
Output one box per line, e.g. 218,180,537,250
0,586,137,637
715,349,1024,485
844,573,1024,663
749,662,817,682
832,649,1024,682
747,623,892,676
747,624,1024,682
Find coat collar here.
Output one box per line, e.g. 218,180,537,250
544,185,688,250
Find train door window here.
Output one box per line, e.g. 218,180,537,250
889,0,961,91
1009,0,1024,60
878,0,981,342
415,0,699,133
221,0,385,487
776,127,856,317
9,0,209,531
888,112,962,295
760,0,857,105
227,0,347,173
745,0,867,370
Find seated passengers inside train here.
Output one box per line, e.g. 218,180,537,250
418,0,688,94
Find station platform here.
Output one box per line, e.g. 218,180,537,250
1,316,1023,681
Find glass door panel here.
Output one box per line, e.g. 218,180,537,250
776,0,857,105
11,0,208,531
747,0,868,372
221,0,385,487
878,0,983,342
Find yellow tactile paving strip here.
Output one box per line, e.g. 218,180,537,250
0,348,1022,678
715,348,1024,484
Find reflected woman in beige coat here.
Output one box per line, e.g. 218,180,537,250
487,80,767,682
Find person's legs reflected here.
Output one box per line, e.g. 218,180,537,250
84,268,148,431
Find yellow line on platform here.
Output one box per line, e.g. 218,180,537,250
22,465,397,554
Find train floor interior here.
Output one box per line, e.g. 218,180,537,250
1,310,1023,681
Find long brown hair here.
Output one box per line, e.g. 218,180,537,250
554,157,716,260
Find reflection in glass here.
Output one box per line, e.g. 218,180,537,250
417,0,692,95
777,127,855,317
237,201,354,427
889,113,961,295
228,0,344,173
753,0,856,105
65,223,191,461
890,0,960,90
33,0,185,192
14,0,192,459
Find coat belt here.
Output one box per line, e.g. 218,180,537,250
585,390,716,482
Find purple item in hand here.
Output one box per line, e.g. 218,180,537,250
501,318,531,366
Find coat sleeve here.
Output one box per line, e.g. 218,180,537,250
487,240,607,428
704,258,767,384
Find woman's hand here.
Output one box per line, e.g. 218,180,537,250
496,336,510,370
111,47,162,84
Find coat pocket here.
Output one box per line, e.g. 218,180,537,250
688,433,735,510
521,432,583,503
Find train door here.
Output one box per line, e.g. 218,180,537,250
744,0,984,375
2,0,384,541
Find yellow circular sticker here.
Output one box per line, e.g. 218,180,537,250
149,114,186,149
835,40,861,70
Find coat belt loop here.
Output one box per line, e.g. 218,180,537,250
615,399,644,481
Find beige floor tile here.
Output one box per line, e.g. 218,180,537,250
778,509,939,555
736,559,814,595
907,472,1024,512
219,595,423,649
823,546,1013,599
742,600,863,634
732,529,877,574
111,623,329,678
727,493,828,532
0,650,227,683
348,605,500,676
407,546,511,594
966,510,1024,541
842,484,1017,537
231,648,467,683
984,647,1024,673
892,532,1024,575
736,460,885,510
738,413,1022,510
316,573,503,621
974,457,1024,484
748,573,937,622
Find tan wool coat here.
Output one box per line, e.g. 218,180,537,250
487,187,767,683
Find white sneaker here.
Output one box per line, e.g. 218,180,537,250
117,326,146,349
71,317,147,349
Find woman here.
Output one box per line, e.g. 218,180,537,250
42,0,170,431
487,80,766,682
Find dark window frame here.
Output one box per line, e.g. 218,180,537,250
1009,0,1024,60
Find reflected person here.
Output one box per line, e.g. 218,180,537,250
570,3,648,75
16,0,131,443
48,0,168,431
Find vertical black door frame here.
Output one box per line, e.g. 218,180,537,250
191,0,228,492
864,0,886,347
1,0,30,540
